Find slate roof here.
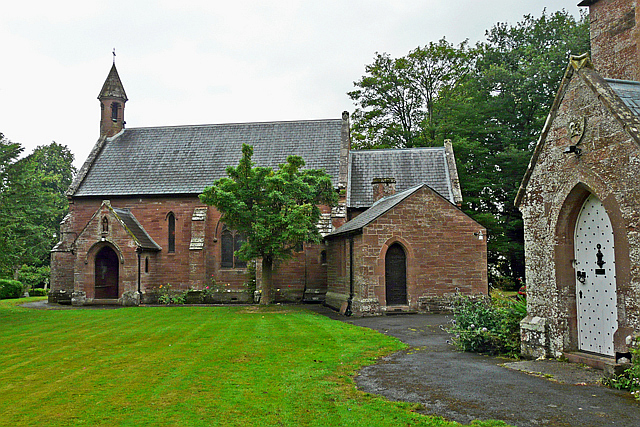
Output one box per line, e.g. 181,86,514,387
327,184,425,237
113,208,161,251
72,119,344,197
347,147,453,208
606,78,640,117
98,64,128,101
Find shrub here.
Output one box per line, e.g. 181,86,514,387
447,292,527,357
605,340,640,400
29,288,49,296
0,280,24,299
18,265,50,290
157,284,186,305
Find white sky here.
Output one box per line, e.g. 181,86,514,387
0,0,583,168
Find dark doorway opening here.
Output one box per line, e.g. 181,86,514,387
385,243,407,305
95,246,119,299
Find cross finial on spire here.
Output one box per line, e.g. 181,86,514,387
112,48,116,65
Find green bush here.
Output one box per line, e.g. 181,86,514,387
0,280,24,299
491,275,518,291
157,284,186,305
29,288,49,296
18,265,50,290
447,292,527,357
605,340,640,400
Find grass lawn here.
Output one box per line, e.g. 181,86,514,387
0,298,508,427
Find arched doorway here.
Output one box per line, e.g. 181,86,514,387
574,194,617,356
95,246,119,299
385,243,407,306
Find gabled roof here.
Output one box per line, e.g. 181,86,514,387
98,64,128,101
71,118,344,197
606,78,640,116
347,147,455,208
514,54,640,207
112,207,161,251
327,184,427,238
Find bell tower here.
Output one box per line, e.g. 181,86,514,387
579,0,640,81
98,61,128,138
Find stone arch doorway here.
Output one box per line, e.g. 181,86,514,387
574,194,617,356
385,243,407,306
95,246,119,299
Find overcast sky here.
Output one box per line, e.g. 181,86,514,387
0,0,584,168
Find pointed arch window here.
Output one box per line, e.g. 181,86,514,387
220,225,246,269
167,213,176,253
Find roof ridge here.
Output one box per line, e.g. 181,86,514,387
125,117,342,131
351,146,445,154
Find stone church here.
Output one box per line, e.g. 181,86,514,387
517,0,640,365
49,62,487,314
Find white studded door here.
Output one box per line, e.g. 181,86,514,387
574,194,617,356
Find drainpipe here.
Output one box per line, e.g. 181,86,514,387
136,248,142,296
346,236,354,316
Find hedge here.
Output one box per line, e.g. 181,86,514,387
0,280,24,299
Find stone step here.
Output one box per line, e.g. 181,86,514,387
562,351,625,377
88,299,121,305
384,306,417,315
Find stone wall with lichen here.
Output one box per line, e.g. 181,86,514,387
520,68,640,358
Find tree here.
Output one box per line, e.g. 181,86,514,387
349,38,469,149
348,9,590,284
199,144,338,304
0,136,76,280
441,10,590,282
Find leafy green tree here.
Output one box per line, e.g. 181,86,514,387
0,136,76,280
200,144,338,304
348,9,589,284
349,38,469,149
442,10,590,282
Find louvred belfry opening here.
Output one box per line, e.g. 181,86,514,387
98,63,128,137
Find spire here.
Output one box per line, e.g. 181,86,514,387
98,63,128,102
98,61,128,138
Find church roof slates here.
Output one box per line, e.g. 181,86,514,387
605,79,640,117
347,147,452,208
112,207,161,251
72,119,343,197
327,184,424,237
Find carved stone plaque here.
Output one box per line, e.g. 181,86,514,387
567,117,587,146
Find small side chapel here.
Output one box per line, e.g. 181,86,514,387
49,62,487,314
517,0,640,364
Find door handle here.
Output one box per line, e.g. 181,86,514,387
577,271,586,284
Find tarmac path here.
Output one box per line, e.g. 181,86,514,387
313,307,640,427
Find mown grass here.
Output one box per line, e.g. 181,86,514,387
0,298,509,426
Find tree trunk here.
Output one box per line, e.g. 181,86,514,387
260,256,274,305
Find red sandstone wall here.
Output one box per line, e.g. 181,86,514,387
589,0,640,81
57,196,329,301
326,187,488,314
359,187,487,307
